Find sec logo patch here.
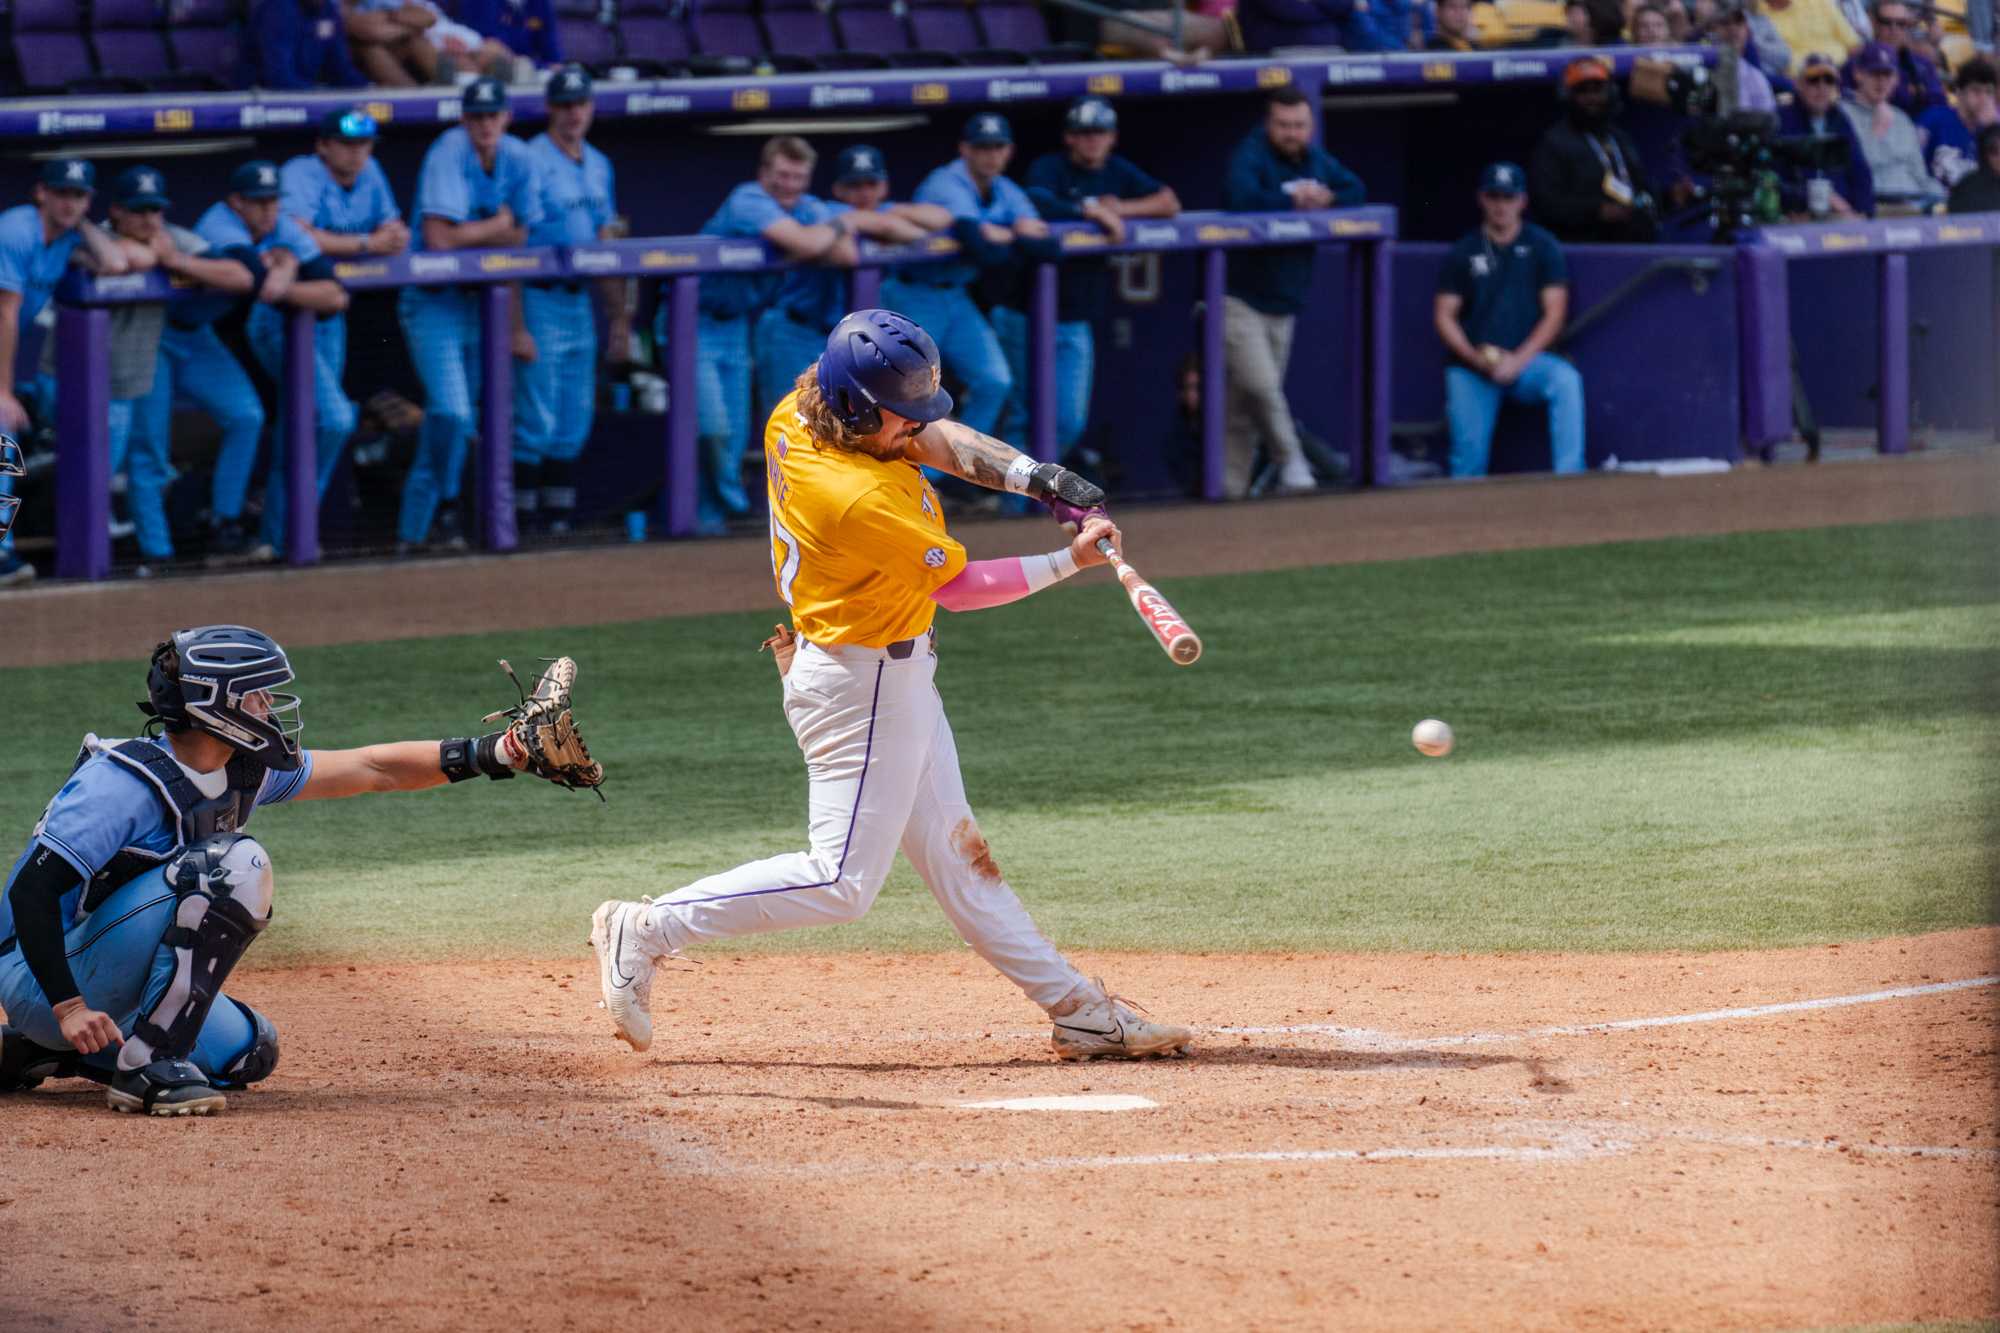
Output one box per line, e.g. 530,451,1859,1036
923,547,947,568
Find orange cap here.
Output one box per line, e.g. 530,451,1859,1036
1563,56,1613,87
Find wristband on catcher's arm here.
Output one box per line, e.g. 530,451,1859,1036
439,732,517,783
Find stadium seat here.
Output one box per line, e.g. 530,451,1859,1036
92,0,177,91
165,0,248,90
763,0,886,68
611,0,687,74
555,0,625,74
10,0,100,93
975,3,1093,62
687,0,814,71
832,0,944,67
906,0,1028,65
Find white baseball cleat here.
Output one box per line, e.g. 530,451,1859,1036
590,899,657,1052
1050,984,1194,1062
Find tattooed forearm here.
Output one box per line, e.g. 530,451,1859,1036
915,420,1024,490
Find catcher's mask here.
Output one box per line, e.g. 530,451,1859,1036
140,625,304,770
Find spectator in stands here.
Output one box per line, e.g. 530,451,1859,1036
1843,41,1949,208
1843,0,1945,115
1712,3,1778,110
1427,0,1479,49
1919,57,1999,192
1737,0,1793,76
1758,0,1861,72
343,1,441,84
1238,0,1416,50
1221,86,1364,498
518,66,623,539
0,159,128,587
457,0,564,68
1566,0,1627,44
992,97,1181,461
1433,162,1585,479
104,167,266,574
1632,4,1673,41
669,136,852,534
197,162,353,560
1530,56,1660,242
1778,52,1875,214
398,77,541,554
249,0,370,90
1947,123,2000,210
757,146,947,431
891,115,1049,450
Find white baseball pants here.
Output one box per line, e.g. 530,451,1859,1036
643,636,1091,1013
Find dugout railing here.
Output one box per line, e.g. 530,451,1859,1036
48,204,1398,580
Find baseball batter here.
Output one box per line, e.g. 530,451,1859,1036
0,627,600,1116
591,309,1192,1062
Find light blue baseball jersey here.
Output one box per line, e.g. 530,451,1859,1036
278,153,400,236
698,181,827,320
911,159,1038,288
409,127,543,232
774,199,892,330
525,133,615,248
0,738,313,943
0,203,83,328
193,201,322,264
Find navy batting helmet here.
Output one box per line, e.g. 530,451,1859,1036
140,626,304,770
816,309,954,435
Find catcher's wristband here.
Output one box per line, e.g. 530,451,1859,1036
440,732,517,783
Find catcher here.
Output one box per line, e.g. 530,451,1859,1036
0,624,600,1116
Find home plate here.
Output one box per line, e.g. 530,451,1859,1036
957,1094,1159,1112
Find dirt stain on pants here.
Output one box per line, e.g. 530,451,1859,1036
949,817,1002,883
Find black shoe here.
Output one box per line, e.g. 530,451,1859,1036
105,1058,226,1117
434,503,470,552
1,1024,77,1091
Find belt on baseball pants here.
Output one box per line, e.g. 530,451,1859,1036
802,628,934,660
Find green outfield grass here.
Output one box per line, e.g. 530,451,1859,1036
8,517,1997,965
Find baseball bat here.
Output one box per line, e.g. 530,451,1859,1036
1096,538,1203,666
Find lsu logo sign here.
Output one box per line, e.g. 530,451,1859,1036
154,108,194,132
912,83,950,104
1257,66,1291,88
732,88,770,111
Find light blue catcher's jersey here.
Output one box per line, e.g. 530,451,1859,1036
409,127,543,232
0,736,312,946
525,133,614,249
278,153,400,236
193,202,322,264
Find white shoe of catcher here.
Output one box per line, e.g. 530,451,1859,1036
590,899,659,1052
1050,982,1194,1062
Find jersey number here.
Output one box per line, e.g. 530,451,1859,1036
770,513,802,606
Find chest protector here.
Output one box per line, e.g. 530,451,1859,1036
72,735,267,913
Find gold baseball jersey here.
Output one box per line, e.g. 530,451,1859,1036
763,389,968,647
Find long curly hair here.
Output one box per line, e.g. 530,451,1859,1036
792,362,896,457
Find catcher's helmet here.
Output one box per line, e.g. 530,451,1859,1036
816,308,953,436
140,625,304,770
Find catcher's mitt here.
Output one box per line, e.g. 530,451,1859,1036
483,657,605,797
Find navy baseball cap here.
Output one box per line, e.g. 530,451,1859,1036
963,113,1012,146
1065,97,1117,132
1855,41,1897,73
1479,161,1526,196
546,64,593,105
114,165,170,210
39,157,95,191
463,76,509,115
834,144,888,184
229,160,282,200
318,106,378,141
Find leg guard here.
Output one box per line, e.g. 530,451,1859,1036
127,833,273,1066
212,998,280,1089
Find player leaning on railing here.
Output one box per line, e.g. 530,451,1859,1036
591,309,1194,1064
0,629,601,1117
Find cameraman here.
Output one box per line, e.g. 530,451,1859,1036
1531,57,1660,242
1778,53,1875,215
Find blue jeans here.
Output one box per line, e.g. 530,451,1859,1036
656,306,752,529
752,307,827,433
109,396,175,559
1444,355,1586,478
151,326,267,524
878,278,1011,435
248,310,357,556
0,868,258,1082
990,307,1094,455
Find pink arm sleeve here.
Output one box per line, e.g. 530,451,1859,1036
930,556,1035,612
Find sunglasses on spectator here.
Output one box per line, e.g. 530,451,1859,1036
1874,15,1910,26
1802,72,1840,84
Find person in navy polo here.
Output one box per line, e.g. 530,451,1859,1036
1431,162,1585,479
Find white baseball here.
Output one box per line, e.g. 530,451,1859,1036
1412,718,1454,757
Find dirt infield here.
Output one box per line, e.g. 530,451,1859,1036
7,449,1996,668
2,930,1994,1331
